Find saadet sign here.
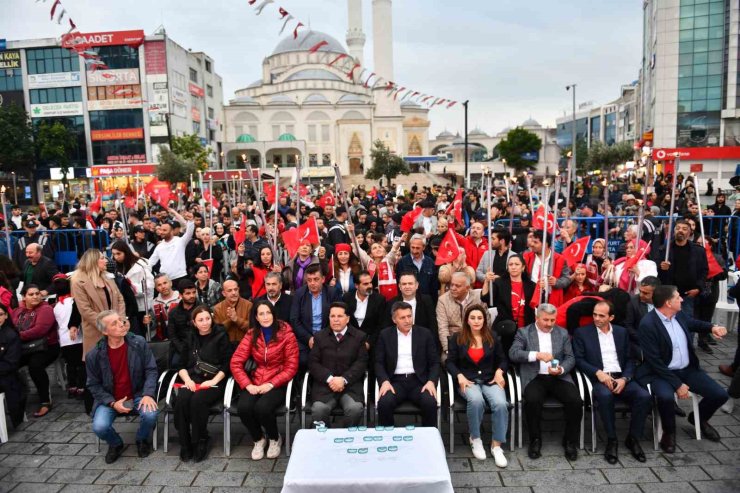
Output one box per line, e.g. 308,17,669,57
61,30,145,49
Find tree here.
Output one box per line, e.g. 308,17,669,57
157,145,200,183
365,139,410,185
35,121,77,189
497,127,542,173
170,134,210,171
586,141,635,171
0,103,34,176
560,138,588,174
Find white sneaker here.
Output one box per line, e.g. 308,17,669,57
251,438,267,460
469,437,486,460
491,446,508,468
266,435,283,459
721,399,735,414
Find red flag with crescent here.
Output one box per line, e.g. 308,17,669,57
435,229,461,266
282,217,320,257
705,243,724,279
532,205,558,234
445,188,463,225
560,236,591,269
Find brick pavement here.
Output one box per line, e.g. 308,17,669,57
1,334,738,492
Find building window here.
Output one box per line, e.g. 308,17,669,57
285,124,295,136
26,47,80,75
0,66,22,91
32,116,87,166
30,87,82,104
322,153,331,165
309,153,318,166
171,71,186,90
189,68,198,83
308,125,317,142
321,124,330,142
89,109,144,130
92,139,146,165
93,45,139,70
87,84,141,102
248,125,258,139
272,125,281,140
207,107,214,119
193,121,201,134
205,60,212,73
206,84,213,97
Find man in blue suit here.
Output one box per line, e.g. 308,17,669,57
574,301,651,464
636,285,729,453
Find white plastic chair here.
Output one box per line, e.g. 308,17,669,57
0,393,8,443
374,379,442,430
300,372,368,429
648,384,701,450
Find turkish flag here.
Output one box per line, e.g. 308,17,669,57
233,214,247,247
282,217,320,257
400,207,423,233
705,243,724,279
124,195,136,209
203,189,219,208
202,259,214,279
144,178,172,209
435,229,461,266
264,182,276,205
446,188,463,225
533,205,558,234
316,191,336,208
560,236,591,269
298,183,309,197
89,194,102,213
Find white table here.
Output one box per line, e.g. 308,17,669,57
282,427,453,493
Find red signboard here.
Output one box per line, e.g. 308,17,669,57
107,154,147,165
189,82,205,98
191,107,201,121
91,163,157,177
61,29,145,49
653,146,740,161
91,128,144,141
144,41,167,75
690,163,704,172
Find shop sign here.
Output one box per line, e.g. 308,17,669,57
27,71,81,89
148,82,169,114
87,68,140,86
653,147,740,161
189,82,204,98
87,98,144,111
91,128,144,141
207,119,218,131
690,163,704,172
30,101,84,117
144,40,166,75
0,50,20,69
91,163,157,176
0,40,6,51
106,154,147,164
191,107,201,121
61,30,145,49
171,87,187,105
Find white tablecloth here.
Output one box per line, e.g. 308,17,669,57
282,427,453,493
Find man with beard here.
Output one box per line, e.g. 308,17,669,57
149,208,195,288
256,272,293,323
658,220,707,319
166,280,198,368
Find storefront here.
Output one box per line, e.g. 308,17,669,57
36,167,92,204
90,163,158,198
652,146,740,189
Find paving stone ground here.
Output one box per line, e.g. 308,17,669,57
1,333,739,492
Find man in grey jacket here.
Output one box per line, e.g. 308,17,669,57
509,304,582,461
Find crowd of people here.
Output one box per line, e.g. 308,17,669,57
0,172,738,470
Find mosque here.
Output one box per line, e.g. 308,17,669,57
221,0,431,181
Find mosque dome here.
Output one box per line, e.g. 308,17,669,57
436,130,455,139
272,31,347,56
236,134,257,143
286,69,342,82
521,118,541,127
303,93,331,104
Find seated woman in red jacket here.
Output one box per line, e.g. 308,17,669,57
230,300,298,461
12,284,59,417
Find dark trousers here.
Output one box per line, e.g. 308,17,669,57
19,344,60,405
651,367,729,434
236,386,287,441
376,374,437,427
591,380,652,439
173,386,224,445
60,344,86,389
523,375,583,444
0,374,26,427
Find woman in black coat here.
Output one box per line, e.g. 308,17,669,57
0,302,25,428
446,304,509,467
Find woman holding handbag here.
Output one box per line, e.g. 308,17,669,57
231,300,298,460
173,305,230,462
12,284,59,417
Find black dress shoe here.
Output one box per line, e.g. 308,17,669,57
528,437,542,459
564,440,578,461
659,432,676,453
136,440,152,458
674,402,686,417
105,444,125,464
688,412,721,442
625,435,646,462
180,443,193,462
604,438,618,464
194,438,210,463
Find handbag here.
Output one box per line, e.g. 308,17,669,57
194,350,220,378
244,357,257,374
21,338,48,356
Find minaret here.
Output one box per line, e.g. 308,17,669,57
372,0,401,116
346,0,365,65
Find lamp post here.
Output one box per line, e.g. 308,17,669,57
0,186,11,257
11,172,17,205
463,100,469,188
565,84,577,204
220,151,225,171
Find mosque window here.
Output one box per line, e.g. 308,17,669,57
308,125,317,142
286,124,295,135
272,125,281,140
321,125,330,142
309,153,318,166
322,153,331,165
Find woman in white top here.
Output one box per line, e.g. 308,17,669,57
611,239,657,294
110,240,155,332
328,243,361,297
51,274,85,398
347,224,405,300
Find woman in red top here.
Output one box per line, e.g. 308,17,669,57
230,300,298,461
446,304,509,467
243,246,282,299
563,264,598,303
12,284,60,417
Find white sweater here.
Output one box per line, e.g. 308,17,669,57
149,221,195,280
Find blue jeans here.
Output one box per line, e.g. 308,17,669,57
681,297,696,319
461,382,508,443
92,396,159,446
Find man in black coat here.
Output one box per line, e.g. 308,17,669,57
384,271,438,342
657,220,707,320
20,243,59,296
343,271,386,350
256,271,293,324
166,281,197,369
375,301,440,427
623,276,661,361
309,302,368,427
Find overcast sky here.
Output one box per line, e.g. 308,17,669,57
3,0,644,137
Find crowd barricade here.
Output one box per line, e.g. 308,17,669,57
10,228,111,272
494,215,740,258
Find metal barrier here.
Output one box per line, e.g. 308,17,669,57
494,215,740,258
8,228,111,272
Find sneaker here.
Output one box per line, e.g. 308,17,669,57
267,435,283,459
491,446,508,468
721,399,735,414
469,437,486,460
251,438,267,461
105,443,124,464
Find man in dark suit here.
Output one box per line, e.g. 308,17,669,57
384,271,438,342
574,301,651,464
509,303,582,461
289,264,340,368
309,302,368,427
375,301,440,427
623,276,661,361
256,272,293,324
343,271,386,350
636,285,729,453
395,234,438,302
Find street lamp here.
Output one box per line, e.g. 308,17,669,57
565,84,577,204
220,151,225,170
463,100,470,188
0,186,10,256
11,172,17,205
